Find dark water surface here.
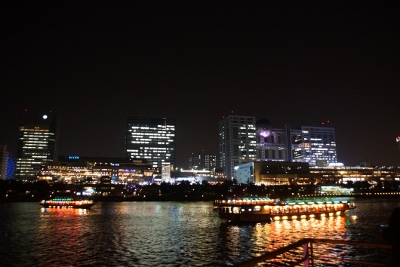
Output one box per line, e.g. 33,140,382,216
0,198,398,266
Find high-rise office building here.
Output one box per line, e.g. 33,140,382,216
255,122,337,166
16,111,58,180
288,125,337,166
256,119,287,162
220,115,338,180
219,115,257,179
126,116,176,173
189,152,217,171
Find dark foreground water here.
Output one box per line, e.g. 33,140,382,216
0,197,398,266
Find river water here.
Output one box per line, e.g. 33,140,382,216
0,197,398,266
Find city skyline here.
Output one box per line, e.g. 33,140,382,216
1,2,399,168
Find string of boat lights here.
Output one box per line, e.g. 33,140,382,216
40,197,94,209
215,197,356,221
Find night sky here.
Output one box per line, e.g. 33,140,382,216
1,1,399,168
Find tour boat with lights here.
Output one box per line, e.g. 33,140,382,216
215,197,356,222
40,196,96,209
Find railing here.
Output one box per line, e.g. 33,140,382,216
235,238,392,267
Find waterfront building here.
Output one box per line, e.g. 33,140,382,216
38,156,154,184
172,169,226,183
16,111,58,180
235,162,400,186
126,117,176,174
161,164,172,183
219,115,257,180
188,151,217,171
310,165,400,184
234,161,311,185
317,185,354,195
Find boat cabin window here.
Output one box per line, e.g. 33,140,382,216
232,207,240,214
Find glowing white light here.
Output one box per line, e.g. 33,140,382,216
259,130,271,138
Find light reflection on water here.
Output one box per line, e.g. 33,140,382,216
0,198,399,266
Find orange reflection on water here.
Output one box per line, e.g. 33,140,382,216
264,216,348,250
248,216,353,265
40,207,89,216
38,207,91,263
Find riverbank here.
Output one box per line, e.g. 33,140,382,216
2,191,400,203
0,194,218,203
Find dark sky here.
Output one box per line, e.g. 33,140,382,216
1,1,399,168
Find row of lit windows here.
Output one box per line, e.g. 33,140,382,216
20,129,52,133
130,132,175,136
130,126,175,130
129,136,175,141
129,136,174,140
129,147,173,151
130,151,172,156
129,139,174,143
130,141,174,145
21,131,53,135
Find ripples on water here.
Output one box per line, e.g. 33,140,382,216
0,198,399,266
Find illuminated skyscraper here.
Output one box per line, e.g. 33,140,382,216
16,111,58,180
288,125,337,166
250,119,337,167
126,117,176,173
256,119,287,162
219,115,257,180
220,115,338,180
189,152,217,171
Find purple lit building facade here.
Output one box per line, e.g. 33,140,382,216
219,115,337,180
